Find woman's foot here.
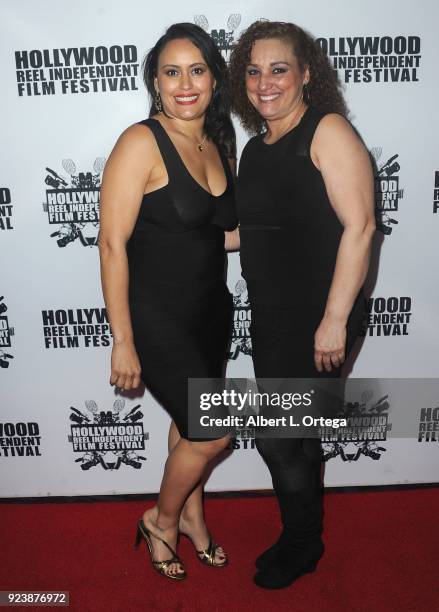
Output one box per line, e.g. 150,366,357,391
142,506,185,577
179,514,227,566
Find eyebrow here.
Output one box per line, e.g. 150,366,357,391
247,61,291,67
161,62,207,68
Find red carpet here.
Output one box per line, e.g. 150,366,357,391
1,488,438,612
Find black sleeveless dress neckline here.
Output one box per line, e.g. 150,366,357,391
147,117,231,199
127,118,237,439
128,118,236,236
259,106,311,148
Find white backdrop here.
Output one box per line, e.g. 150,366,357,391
1,0,438,497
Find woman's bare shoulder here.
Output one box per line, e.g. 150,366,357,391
315,113,355,137
113,121,158,153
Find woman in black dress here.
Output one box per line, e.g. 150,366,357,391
99,23,239,580
230,21,375,589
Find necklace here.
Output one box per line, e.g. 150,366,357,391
177,131,207,151
174,126,208,152
197,134,208,152
159,116,208,152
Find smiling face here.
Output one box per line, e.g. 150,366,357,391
154,38,215,120
245,37,309,122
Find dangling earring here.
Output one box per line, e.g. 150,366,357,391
155,91,163,113
303,82,310,104
210,86,217,111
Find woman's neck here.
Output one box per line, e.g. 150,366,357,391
264,101,308,144
157,113,206,142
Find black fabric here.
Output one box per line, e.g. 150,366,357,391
127,118,237,440
236,106,365,550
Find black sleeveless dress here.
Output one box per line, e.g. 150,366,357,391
127,118,237,439
236,106,364,378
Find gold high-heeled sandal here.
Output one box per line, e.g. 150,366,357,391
181,531,228,567
134,518,187,580
196,534,228,567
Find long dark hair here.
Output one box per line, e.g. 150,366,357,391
229,20,348,135
142,22,236,158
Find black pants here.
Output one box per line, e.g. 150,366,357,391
250,302,363,548
255,436,324,546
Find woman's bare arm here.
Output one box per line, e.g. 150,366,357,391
311,114,376,372
224,156,240,251
98,124,157,390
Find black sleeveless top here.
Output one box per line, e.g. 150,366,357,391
127,118,237,308
237,106,351,313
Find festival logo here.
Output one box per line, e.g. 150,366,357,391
194,14,242,61
0,422,42,457
418,407,439,442
228,379,258,451
228,279,252,360
227,426,256,451
0,188,13,231
0,296,14,368
370,148,404,234
15,45,139,96
359,296,412,338
68,399,148,471
42,307,112,349
42,158,105,247
321,390,390,462
433,171,439,214
316,36,421,83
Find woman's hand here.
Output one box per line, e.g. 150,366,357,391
225,227,240,251
110,339,142,391
314,316,347,372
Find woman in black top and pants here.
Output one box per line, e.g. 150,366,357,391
230,21,375,589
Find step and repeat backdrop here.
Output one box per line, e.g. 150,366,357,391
1,0,438,497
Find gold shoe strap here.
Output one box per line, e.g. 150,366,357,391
139,519,185,573
197,538,224,566
154,557,181,570
140,519,179,559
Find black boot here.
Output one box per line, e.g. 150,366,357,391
255,529,290,570
254,487,324,589
254,539,324,589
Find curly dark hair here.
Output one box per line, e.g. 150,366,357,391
229,20,348,135
142,22,236,158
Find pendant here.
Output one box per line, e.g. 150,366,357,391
198,144,203,152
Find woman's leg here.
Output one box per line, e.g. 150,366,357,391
167,421,226,564
249,309,331,584
255,436,324,547
142,428,229,575
252,436,325,588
